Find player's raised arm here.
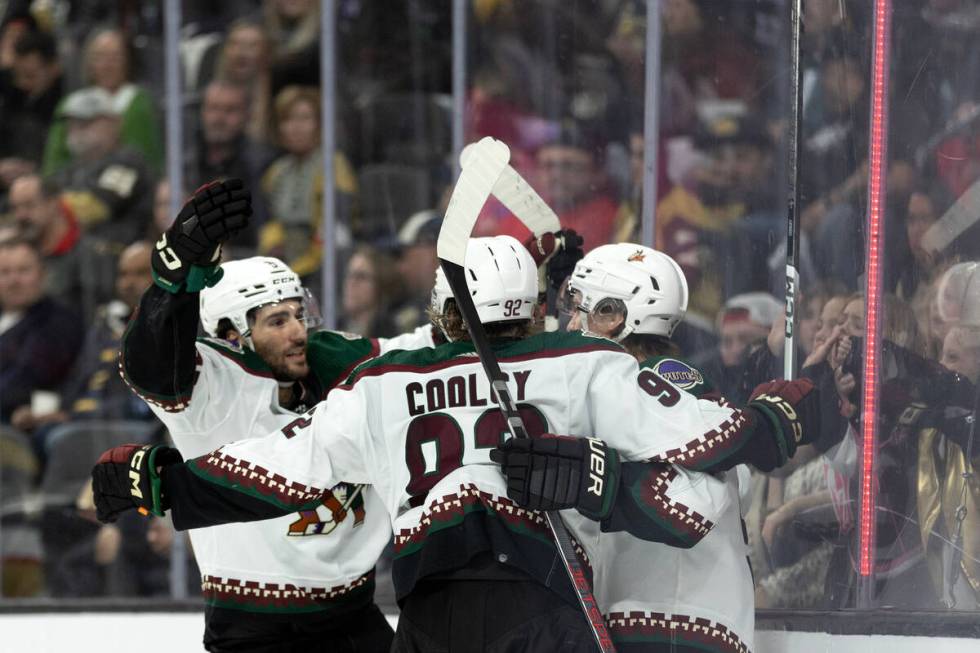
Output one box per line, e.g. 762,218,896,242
90,384,373,530
120,179,251,408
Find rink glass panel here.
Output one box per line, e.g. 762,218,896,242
1,0,977,622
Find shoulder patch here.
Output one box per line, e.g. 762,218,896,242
653,358,703,390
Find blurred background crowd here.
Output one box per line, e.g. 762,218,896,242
0,0,978,615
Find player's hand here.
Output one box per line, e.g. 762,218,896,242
91,444,183,523
489,434,619,521
748,378,820,453
547,230,585,291
152,178,252,293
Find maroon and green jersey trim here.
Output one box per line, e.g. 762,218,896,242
605,610,750,653
186,448,326,513
347,330,624,386
626,466,715,547
201,570,376,615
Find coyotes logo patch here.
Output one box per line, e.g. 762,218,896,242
627,250,646,263
653,359,703,390
287,483,366,536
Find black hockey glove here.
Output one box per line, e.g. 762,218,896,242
748,378,820,460
91,444,183,523
152,178,252,293
547,229,584,291
489,434,620,521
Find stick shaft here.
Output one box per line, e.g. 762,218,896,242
442,260,617,653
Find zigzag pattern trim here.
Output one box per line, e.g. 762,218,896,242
394,483,549,552
657,411,750,468
642,467,714,540
201,570,373,609
605,610,750,653
196,448,325,507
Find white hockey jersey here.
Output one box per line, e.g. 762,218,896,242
131,327,433,614
579,356,754,652
172,331,744,605
588,473,753,653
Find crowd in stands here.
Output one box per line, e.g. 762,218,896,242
0,0,977,613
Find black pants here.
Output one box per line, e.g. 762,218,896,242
392,578,596,653
203,601,394,652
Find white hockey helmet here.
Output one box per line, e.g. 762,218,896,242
431,235,538,328
565,243,688,339
200,257,318,339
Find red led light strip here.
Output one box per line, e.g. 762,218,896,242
859,0,893,579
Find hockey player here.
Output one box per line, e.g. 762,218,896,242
492,243,819,652
119,179,432,652
93,234,780,651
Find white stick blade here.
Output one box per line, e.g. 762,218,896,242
492,165,561,236
922,178,980,254
438,137,510,265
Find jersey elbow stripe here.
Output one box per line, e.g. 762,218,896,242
187,450,326,512
633,467,715,546
653,411,752,470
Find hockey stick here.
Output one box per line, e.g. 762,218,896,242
438,137,616,653
458,141,562,237
783,0,803,381
920,177,980,255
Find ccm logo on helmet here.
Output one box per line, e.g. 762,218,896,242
587,438,606,497
129,447,148,499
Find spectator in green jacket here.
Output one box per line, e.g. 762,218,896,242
42,27,162,176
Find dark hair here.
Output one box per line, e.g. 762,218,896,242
0,236,43,263
428,299,536,342
622,333,680,360
14,30,57,63
215,317,237,340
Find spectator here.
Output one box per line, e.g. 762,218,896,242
917,323,980,610
42,27,163,175
264,0,321,92
258,85,356,278
661,0,764,116
474,121,618,252
147,178,187,242
0,30,63,188
10,241,155,446
339,245,400,338
657,115,773,330
7,173,114,320
47,87,155,248
691,291,781,403
824,294,936,608
186,79,274,246
198,18,274,143
387,209,442,333
0,238,82,423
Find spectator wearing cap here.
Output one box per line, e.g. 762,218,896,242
473,121,619,252
42,27,162,175
0,29,64,188
656,114,780,333
691,291,782,403
384,209,442,333
0,238,82,424
7,173,114,320
258,85,356,277
46,86,154,248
